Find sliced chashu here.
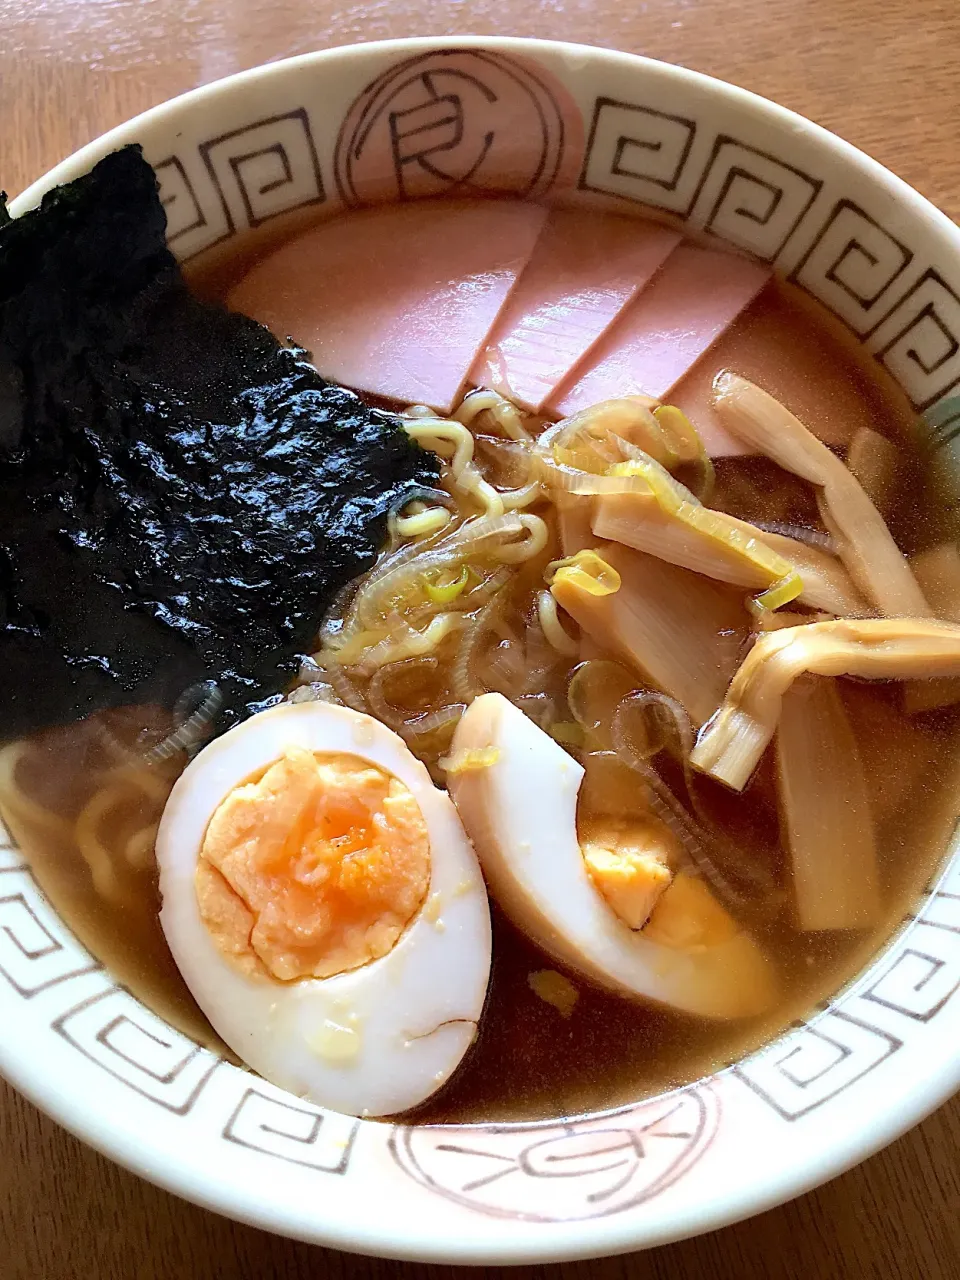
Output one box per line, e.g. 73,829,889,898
229,201,547,413
550,245,769,418
470,209,680,411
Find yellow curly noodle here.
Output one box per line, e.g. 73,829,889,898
305,386,842,782
4,370,945,981
299,377,960,949
309,390,575,779
0,713,218,1046
0,724,176,905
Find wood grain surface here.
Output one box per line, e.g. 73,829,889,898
2,2,960,1276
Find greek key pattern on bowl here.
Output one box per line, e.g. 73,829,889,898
733,851,960,1120
154,156,208,247
868,269,960,410
223,1084,359,1172
52,987,222,1113
575,89,960,409
200,110,325,234
790,200,914,333
685,137,821,261
0,822,222,1118
390,1083,719,1222
144,63,960,412
152,109,325,260
579,98,697,212
0,867,101,997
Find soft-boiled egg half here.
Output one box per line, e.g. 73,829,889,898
156,702,491,1117
446,693,776,1019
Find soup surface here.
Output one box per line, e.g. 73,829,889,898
3,184,959,1124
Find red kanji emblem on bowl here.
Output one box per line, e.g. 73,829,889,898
334,49,583,207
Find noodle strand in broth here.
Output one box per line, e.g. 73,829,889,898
5,224,960,1122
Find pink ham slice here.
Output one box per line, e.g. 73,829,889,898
670,280,894,455
469,210,681,411
228,201,548,413
549,245,770,419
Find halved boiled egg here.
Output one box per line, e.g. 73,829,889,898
446,693,776,1019
156,702,491,1117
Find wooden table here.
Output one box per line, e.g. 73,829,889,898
3,2,960,1276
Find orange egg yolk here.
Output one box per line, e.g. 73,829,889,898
195,746,431,981
579,816,677,930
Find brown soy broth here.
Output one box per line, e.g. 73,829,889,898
418,913,865,1124
421,703,960,1124
4,208,960,1124
0,713,221,1052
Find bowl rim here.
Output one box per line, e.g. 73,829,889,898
4,33,960,1264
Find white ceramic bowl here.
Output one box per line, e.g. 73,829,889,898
4,36,960,1265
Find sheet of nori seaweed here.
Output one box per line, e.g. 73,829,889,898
0,146,440,739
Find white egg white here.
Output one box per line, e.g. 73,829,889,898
156,702,491,1117
447,693,776,1019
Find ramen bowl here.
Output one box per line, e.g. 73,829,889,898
3,36,960,1264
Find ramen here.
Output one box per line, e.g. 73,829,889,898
2,149,960,1122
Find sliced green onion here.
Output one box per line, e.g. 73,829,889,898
423,564,470,604
546,550,622,597
605,454,799,608
750,573,804,615
654,403,716,502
